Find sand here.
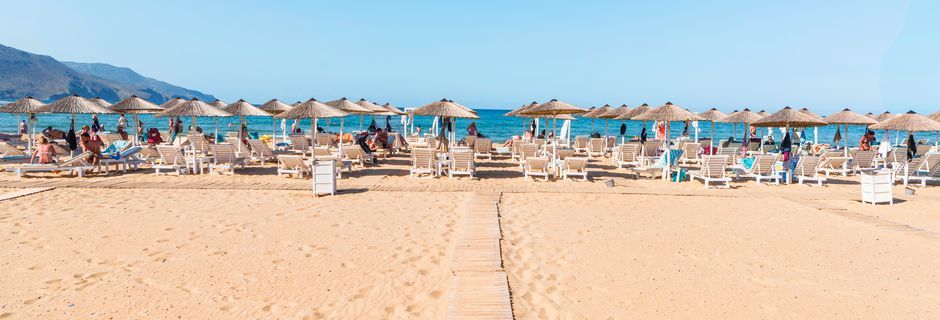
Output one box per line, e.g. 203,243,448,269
1,153,940,319
500,192,940,319
1,188,464,319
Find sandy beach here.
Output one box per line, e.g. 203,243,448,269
1,156,939,319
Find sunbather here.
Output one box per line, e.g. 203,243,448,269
30,137,56,164
80,132,103,167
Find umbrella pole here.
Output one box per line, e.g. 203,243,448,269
272,117,277,148
359,114,363,132
339,118,345,157
786,125,792,184
710,121,715,151
591,118,595,134
311,118,318,146
844,124,849,156
663,121,671,181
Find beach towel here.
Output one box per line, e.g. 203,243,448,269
832,127,841,145
66,121,77,151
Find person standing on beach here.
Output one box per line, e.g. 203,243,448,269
117,114,127,131
18,120,28,135
91,114,101,132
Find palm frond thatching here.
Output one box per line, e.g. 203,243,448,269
325,97,370,114
209,99,227,108
615,103,651,120
159,97,187,109
521,99,586,116
717,108,762,123
35,94,115,114
275,98,347,119
869,111,940,132
259,99,293,114
824,108,877,125
631,102,702,122
799,108,825,121
752,106,828,128
109,95,164,114
156,98,232,118
0,96,46,114
697,108,728,121
87,97,112,109
411,98,479,118
222,99,271,116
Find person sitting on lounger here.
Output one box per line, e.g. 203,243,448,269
30,136,56,164
80,132,103,166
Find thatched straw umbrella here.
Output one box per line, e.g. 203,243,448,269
210,99,227,109
605,104,632,143
160,97,186,109
382,103,405,115
34,94,116,152
1,96,46,152
109,95,165,145
824,108,877,155
615,103,652,135
506,101,540,136
798,108,826,144
156,98,231,147
871,111,940,178
875,112,895,122
632,102,702,179
584,104,615,137
752,107,828,183
520,99,586,162
354,99,385,130
87,97,112,109
697,108,728,149
260,99,293,145
324,98,370,143
222,99,270,152
717,108,762,145
412,99,479,147
275,98,348,152
865,112,877,120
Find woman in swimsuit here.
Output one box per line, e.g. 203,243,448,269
31,136,56,164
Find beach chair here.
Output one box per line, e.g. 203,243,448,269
186,133,211,156
448,150,476,178
555,148,575,161
611,143,641,169
689,155,731,189
906,154,940,187
473,138,493,160
560,157,589,181
605,137,616,152
247,139,286,164
12,151,95,179
587,138,606,157
639,140,662,165
315,134,333,147
342,145,376,167
410,148,437,178
0,141,29,162
511,142,523,161
154,145,193,175
426,136,438,150
208,144,245,174
573,136,589,154
915,144,932,157
794,156,826,186
276,155,310,178
679,142,702,165
737,154,780,186
851,150,877,174
818,152,851,177
519,143,539,166
717,147,739,169
523,156,551,181
289,135,311,156
628,149,683,179
98,146,145,175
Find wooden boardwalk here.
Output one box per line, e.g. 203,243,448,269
446,192,513,319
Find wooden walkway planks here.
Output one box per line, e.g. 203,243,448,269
0,187,55,202
446,192,513,320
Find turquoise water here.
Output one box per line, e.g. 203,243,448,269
1,109,936,146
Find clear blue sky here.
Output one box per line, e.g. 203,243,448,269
2,0,937,113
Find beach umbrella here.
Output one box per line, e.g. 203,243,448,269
616,103,652,135
381,103,406,115
799,108,826,144
872,111,940,179
325,98,371,144
1,96,46,152
752,106,828,183
632,102,702,180
87,97,112,109
354,99,386,130
698,108,728,150
109,95,165,145
605,104,632,143
412,98,480,145
520,99,587,164
506,101,540,135
586,104,615,137
824,108,877,156
156,98,232,168
865,112,877,120
276,98,348,153
209,99,227,108
34,94,116,152
580,106,599,133
160,97,186,109
260,99,293,146
875,112,895,122
717,108,762,145
222,99,270,152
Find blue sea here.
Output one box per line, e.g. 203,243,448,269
1,109,936,146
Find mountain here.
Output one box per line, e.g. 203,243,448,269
0,43,214,104
62,61,214,103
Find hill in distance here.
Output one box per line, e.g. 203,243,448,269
0,43,214,104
